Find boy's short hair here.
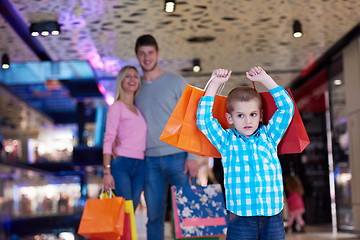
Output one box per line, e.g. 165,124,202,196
135,34,159,53
226,87,262,113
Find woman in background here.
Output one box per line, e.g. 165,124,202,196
102,66,147,210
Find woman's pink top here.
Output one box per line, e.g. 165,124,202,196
287,191,305,212
103,101,147,159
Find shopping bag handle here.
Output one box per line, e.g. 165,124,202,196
188,177,197,187
252,81,256,90
204,75,225,95
99,188,116,199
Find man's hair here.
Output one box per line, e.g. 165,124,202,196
135,34,159,53
226,86,262,113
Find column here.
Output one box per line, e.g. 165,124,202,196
343,37,360,231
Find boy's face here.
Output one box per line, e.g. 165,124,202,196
226,99,263,138
136,45,159,72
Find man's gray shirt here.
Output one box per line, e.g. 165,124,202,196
135,71,196,158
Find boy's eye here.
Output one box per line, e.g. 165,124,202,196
250,113,257,117
237,114,244,118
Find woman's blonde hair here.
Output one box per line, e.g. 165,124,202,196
114,66,140,101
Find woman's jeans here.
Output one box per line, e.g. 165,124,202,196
144,152,188,240
226,211,285,240
111,156,145,210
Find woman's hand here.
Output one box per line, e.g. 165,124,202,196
103,174,115,191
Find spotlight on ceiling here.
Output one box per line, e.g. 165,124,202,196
333,79,342,86
293,20,303,38
1,54,10,69
164,0,176,13
193,59,201,72
30,21,61,37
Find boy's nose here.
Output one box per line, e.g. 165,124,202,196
246,117,252,124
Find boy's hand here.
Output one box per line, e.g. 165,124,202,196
246,66,271,82
210,69,232,85
246,66,278,90
204,68,232,96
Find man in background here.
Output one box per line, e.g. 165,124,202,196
134,34,199,240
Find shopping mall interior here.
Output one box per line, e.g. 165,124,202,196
1,0,360,239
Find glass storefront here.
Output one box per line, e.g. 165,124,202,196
328,59,353,230
0,164,84,239
0,165,82,218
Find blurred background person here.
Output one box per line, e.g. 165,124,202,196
102,66,147,210
285,175,306,233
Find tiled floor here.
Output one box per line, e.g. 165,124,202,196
135,208,360,240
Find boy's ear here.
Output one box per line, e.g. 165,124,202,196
226,113,233,124
259,109,263,122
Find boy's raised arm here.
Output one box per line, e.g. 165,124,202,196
205,69,232,97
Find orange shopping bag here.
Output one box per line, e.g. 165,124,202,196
160,84,229,158
78,192,125,240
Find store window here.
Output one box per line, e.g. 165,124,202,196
0,164,82,218
328,59,352,230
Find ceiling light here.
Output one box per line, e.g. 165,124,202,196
293,20,303,38
30,21,61,37
41,31,50,36
333,79,342,86
51,30,60,36
193,59,201,72
1,54,10,69
164,0,175,13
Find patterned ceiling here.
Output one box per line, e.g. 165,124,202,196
1,0,360,93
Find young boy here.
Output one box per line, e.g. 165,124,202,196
196,67,294,240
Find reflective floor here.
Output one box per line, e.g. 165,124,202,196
135,208,360,240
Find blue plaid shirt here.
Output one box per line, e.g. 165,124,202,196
196,86,294,217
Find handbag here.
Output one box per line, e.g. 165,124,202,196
78,190,125,240
171,218,220,240
259,88,310,154
171,184,227,239
160,79,229,158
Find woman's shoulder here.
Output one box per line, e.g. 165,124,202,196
110,100,125,107
108,101,127,113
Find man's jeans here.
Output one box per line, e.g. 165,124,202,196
145,152,188,240
226,211,285,240
111,156,145,210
